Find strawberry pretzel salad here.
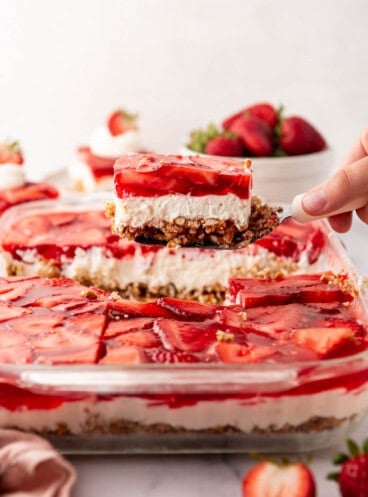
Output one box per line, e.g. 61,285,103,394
107,153,281,248
0,150,367,452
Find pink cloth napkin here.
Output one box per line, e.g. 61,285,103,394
0,429,76,496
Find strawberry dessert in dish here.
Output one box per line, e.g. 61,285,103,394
108,153,281,248
0,195,325,302
0,139,58,214
68,108,144,192
0,270,368,453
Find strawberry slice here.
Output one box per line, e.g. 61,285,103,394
107,109,138,136
108,299,175,319
100,345,147,365
104,318,154,338
33,328,99,364
157,297,217,320
10,315,64,335
146,348,199,364
216,342,276,363
242,460,316,497
69,314,107,336
0,346,32,364
112,330,160,348
0,281,34,302
1,182,58,205
0,140,24,165
155,319,217,352
293,327,356,358
0,329,26,347
0,302,30,322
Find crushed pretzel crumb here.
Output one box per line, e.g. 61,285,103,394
216,330,235,342
80,288,99,300
320,271,359,298
238,311,248,320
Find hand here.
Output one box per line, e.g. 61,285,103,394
301,126,368,232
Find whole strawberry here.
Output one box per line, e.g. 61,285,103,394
242,459,316,497
205,135,243,157
222,102,278,129
280,116,326,155
230,115,273,157
188,123,244,157
0,139,23,165
328,438,368,497
107,109,138,136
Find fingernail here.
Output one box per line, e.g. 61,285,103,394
302,189,327,213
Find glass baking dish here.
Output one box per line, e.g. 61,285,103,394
0,197,367,454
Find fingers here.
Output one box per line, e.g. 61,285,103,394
302,155,368,216
328,211,353,233
341,125,368,167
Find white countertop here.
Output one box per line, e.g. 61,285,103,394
69,219,368,497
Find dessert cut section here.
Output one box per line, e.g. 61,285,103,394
0,197,326,303
108,153,281,248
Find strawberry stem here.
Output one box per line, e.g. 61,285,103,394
333,453,349,465
347,438,360,457
327,471,339,481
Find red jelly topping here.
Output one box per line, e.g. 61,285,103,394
0,182,58,215
114,154,252,198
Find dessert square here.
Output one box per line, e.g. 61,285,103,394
108,154,281,248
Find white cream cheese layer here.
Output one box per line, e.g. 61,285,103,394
113,194,251,230
0,164,26,190
89,125,141,158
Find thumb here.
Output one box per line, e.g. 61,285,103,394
302,156,368,215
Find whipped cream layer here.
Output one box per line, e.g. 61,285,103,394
89,125,141,158
68,161,114,192
0,164,25,190
113,194,251,230
0,386,367,434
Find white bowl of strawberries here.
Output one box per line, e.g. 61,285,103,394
182,102,333,203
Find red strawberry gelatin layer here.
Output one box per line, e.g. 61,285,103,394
114,154,252,198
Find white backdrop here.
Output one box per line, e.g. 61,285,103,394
1,0,368,179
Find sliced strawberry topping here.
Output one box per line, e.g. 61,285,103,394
10,315,63,334
0,281,34,302
69,314,107,336
108,299,175,318
100,345,147,365
229,274,353,308
157,297,218,320
0,302,30,322
217,342,277,363
112,330,160,348
0,346,32,364
293,327,356,358
0,183,58,214
104,318,154,338
114,154,251,198
155,319,217,352
77,147,115,178
254,218,325,263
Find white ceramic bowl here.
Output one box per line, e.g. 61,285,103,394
180,146,334,203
